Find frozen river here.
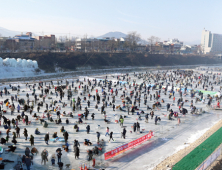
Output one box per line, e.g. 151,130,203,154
0,66,221,170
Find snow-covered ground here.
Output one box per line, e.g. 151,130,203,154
0,66,222,170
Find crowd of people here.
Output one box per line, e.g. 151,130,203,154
0,68,221,169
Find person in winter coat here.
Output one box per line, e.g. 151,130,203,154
87,100,90,107
6,127,11,136
63,131,69,143
150,111,154,119
35,128,40,135
41,149,48,165
25,115,29,125
60,126,65,132
25,147,31,156
167,103,170,111
30,135,34,146
119,117,124,127
17,104,20,113
7,119,11,127
51,155,55,166
43,121,48,128
145,113,149,123
109,132,114,142
52,132,58,138
25,156,33,170
21,111,25,119
10,105,15,115
6,145,16,152
155,116,158,125
75,146,80,159
122,128,126,139
57,151,62,163
58,162,63,170
91,113,95,120
133,123,136,132
0,138,6,145
86,125,90,134
136,122,140,132
12,118,15,128
31,147,38,155
74,139,80,148
24,128,28,140
37,106,40,113
16,126,20,138
96,132,100,142
12,135,17,145
88,150,93,161
105,127,109,136
45,132,49,145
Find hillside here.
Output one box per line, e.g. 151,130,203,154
97,31,126,38
0,27,21,37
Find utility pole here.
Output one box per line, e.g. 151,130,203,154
69,32,70,52
85,34,87,53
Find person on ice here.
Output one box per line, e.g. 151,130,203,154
86,125,90,134
122,128,126,139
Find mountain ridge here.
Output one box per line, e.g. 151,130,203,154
0,27,21,37
97,31,126,39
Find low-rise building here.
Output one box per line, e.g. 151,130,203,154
33,34,55,50
11,32,35,51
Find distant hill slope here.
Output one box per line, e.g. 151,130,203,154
97,31,126,39
0,27,21,37
97,31,148,45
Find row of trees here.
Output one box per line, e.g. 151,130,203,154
76,32,161,53
124,32,161,52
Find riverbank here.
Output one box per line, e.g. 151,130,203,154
153,117,222,170
0,52,220,72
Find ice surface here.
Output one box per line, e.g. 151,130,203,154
0,66,221,170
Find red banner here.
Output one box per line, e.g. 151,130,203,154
104,131,154,160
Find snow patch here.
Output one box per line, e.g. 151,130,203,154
187,128,209,143
174,127,210,154
0,57,40,79
1,57,38,68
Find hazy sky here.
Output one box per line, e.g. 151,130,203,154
0,0,221,43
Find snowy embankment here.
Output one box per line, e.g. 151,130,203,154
0,57,40,79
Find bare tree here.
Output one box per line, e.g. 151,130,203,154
148,36,156,54
107,39,117,52
148,36,161,54
155,37,160,44
58,36,63,43
125,31,141,52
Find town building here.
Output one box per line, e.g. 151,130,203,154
162,39,183,53
201,29,222,54
0,37,9,51
33,34,55,50
74,37,125,52
6,32,35,51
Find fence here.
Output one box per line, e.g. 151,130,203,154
196,143,222,170
104,131,154,160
